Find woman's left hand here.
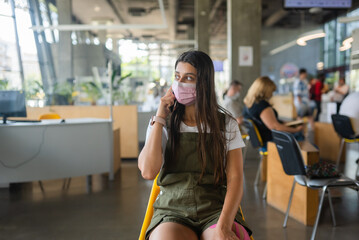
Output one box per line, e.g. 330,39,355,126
212,226,240,240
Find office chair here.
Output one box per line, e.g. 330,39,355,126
38,113,71,191
243,119,268,199
139,175,254,240
271,129,359,240
331,114,359,169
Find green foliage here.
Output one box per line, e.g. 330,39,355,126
0,79,8,90
80,81,103,104
52,81,75,105
25,75,44,100
111,70,133,105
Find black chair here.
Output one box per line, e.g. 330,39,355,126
243,119,268,199
271,129,359,240
331,114,359,168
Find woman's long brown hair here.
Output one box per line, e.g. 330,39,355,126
170,50,231,185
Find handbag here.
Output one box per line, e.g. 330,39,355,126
306,160,340,179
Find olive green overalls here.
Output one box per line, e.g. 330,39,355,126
145,130,252,239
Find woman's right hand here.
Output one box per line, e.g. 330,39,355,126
295,125,304,132
156,87,176,119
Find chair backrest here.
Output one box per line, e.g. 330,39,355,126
243,119,263,148
271,130,306,176
39,113,61,120
331,114,356,139
139,175,160,240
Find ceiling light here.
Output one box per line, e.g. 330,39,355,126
296,30,325,46
316,62,324,70
339,37,353,51
94,5,101,12
269,40,297,55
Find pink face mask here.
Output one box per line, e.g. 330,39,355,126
172,81,196,106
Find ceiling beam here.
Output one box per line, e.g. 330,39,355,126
168,0,177,40
264,9,289,27
106,0,132,37
209,0,223,21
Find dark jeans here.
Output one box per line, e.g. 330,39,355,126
315,100,321,121
336,102,342,114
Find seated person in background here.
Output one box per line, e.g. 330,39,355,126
331,77,349,114
339,92,359,136
293,68,316,128
243,76,304,147
223,80,244,125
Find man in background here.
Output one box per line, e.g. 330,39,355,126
293,68,316,127
332,77,349,114
223,80,244,124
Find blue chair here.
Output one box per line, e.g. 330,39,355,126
331,114,359,169
271,129,359,240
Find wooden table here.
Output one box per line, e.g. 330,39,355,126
267,141,319,226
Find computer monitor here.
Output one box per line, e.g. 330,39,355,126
0,90,27,124
283,0,352,9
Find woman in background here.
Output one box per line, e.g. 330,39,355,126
243,76,304,147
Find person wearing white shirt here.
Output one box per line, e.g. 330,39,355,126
339,92,359,136
331,77,349,114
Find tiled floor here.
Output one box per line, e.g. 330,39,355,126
0,153,358,240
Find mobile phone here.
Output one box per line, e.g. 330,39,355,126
169,99,177,112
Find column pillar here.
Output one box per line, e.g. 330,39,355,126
112,38,118,54
195,0,210,54
227,0,261,97
56,0,73,83
98,30,107,44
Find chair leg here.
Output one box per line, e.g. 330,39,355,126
327,189,337,227
62,178,72,190
254,154,263,186
62,179,67,190
262,182,267,200
66,178,71,189
311,186,328,240
38,181,45,193
283,179,296,228
86,175,92,193
242,137,249,162
336,138,345,169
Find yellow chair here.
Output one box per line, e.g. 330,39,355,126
39,113,61,120
243,119,268,199
37,113,71,191
139,175,254,240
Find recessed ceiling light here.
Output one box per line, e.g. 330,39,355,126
94,5,101,12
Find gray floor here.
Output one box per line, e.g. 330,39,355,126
0,152,358,240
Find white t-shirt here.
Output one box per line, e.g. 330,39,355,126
339,92,359,135
332,84,349,102
145,116,245,157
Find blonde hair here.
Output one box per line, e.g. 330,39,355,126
244,76,276,108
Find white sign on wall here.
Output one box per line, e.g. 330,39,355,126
239,46,253,67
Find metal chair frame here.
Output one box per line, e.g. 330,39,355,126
272,129,359,240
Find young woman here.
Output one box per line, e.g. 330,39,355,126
138,51,252,240
243,76,304,147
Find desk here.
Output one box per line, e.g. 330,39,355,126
0,118,114,188
267,141,319,226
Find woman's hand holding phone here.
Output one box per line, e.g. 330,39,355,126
156,87,176,119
